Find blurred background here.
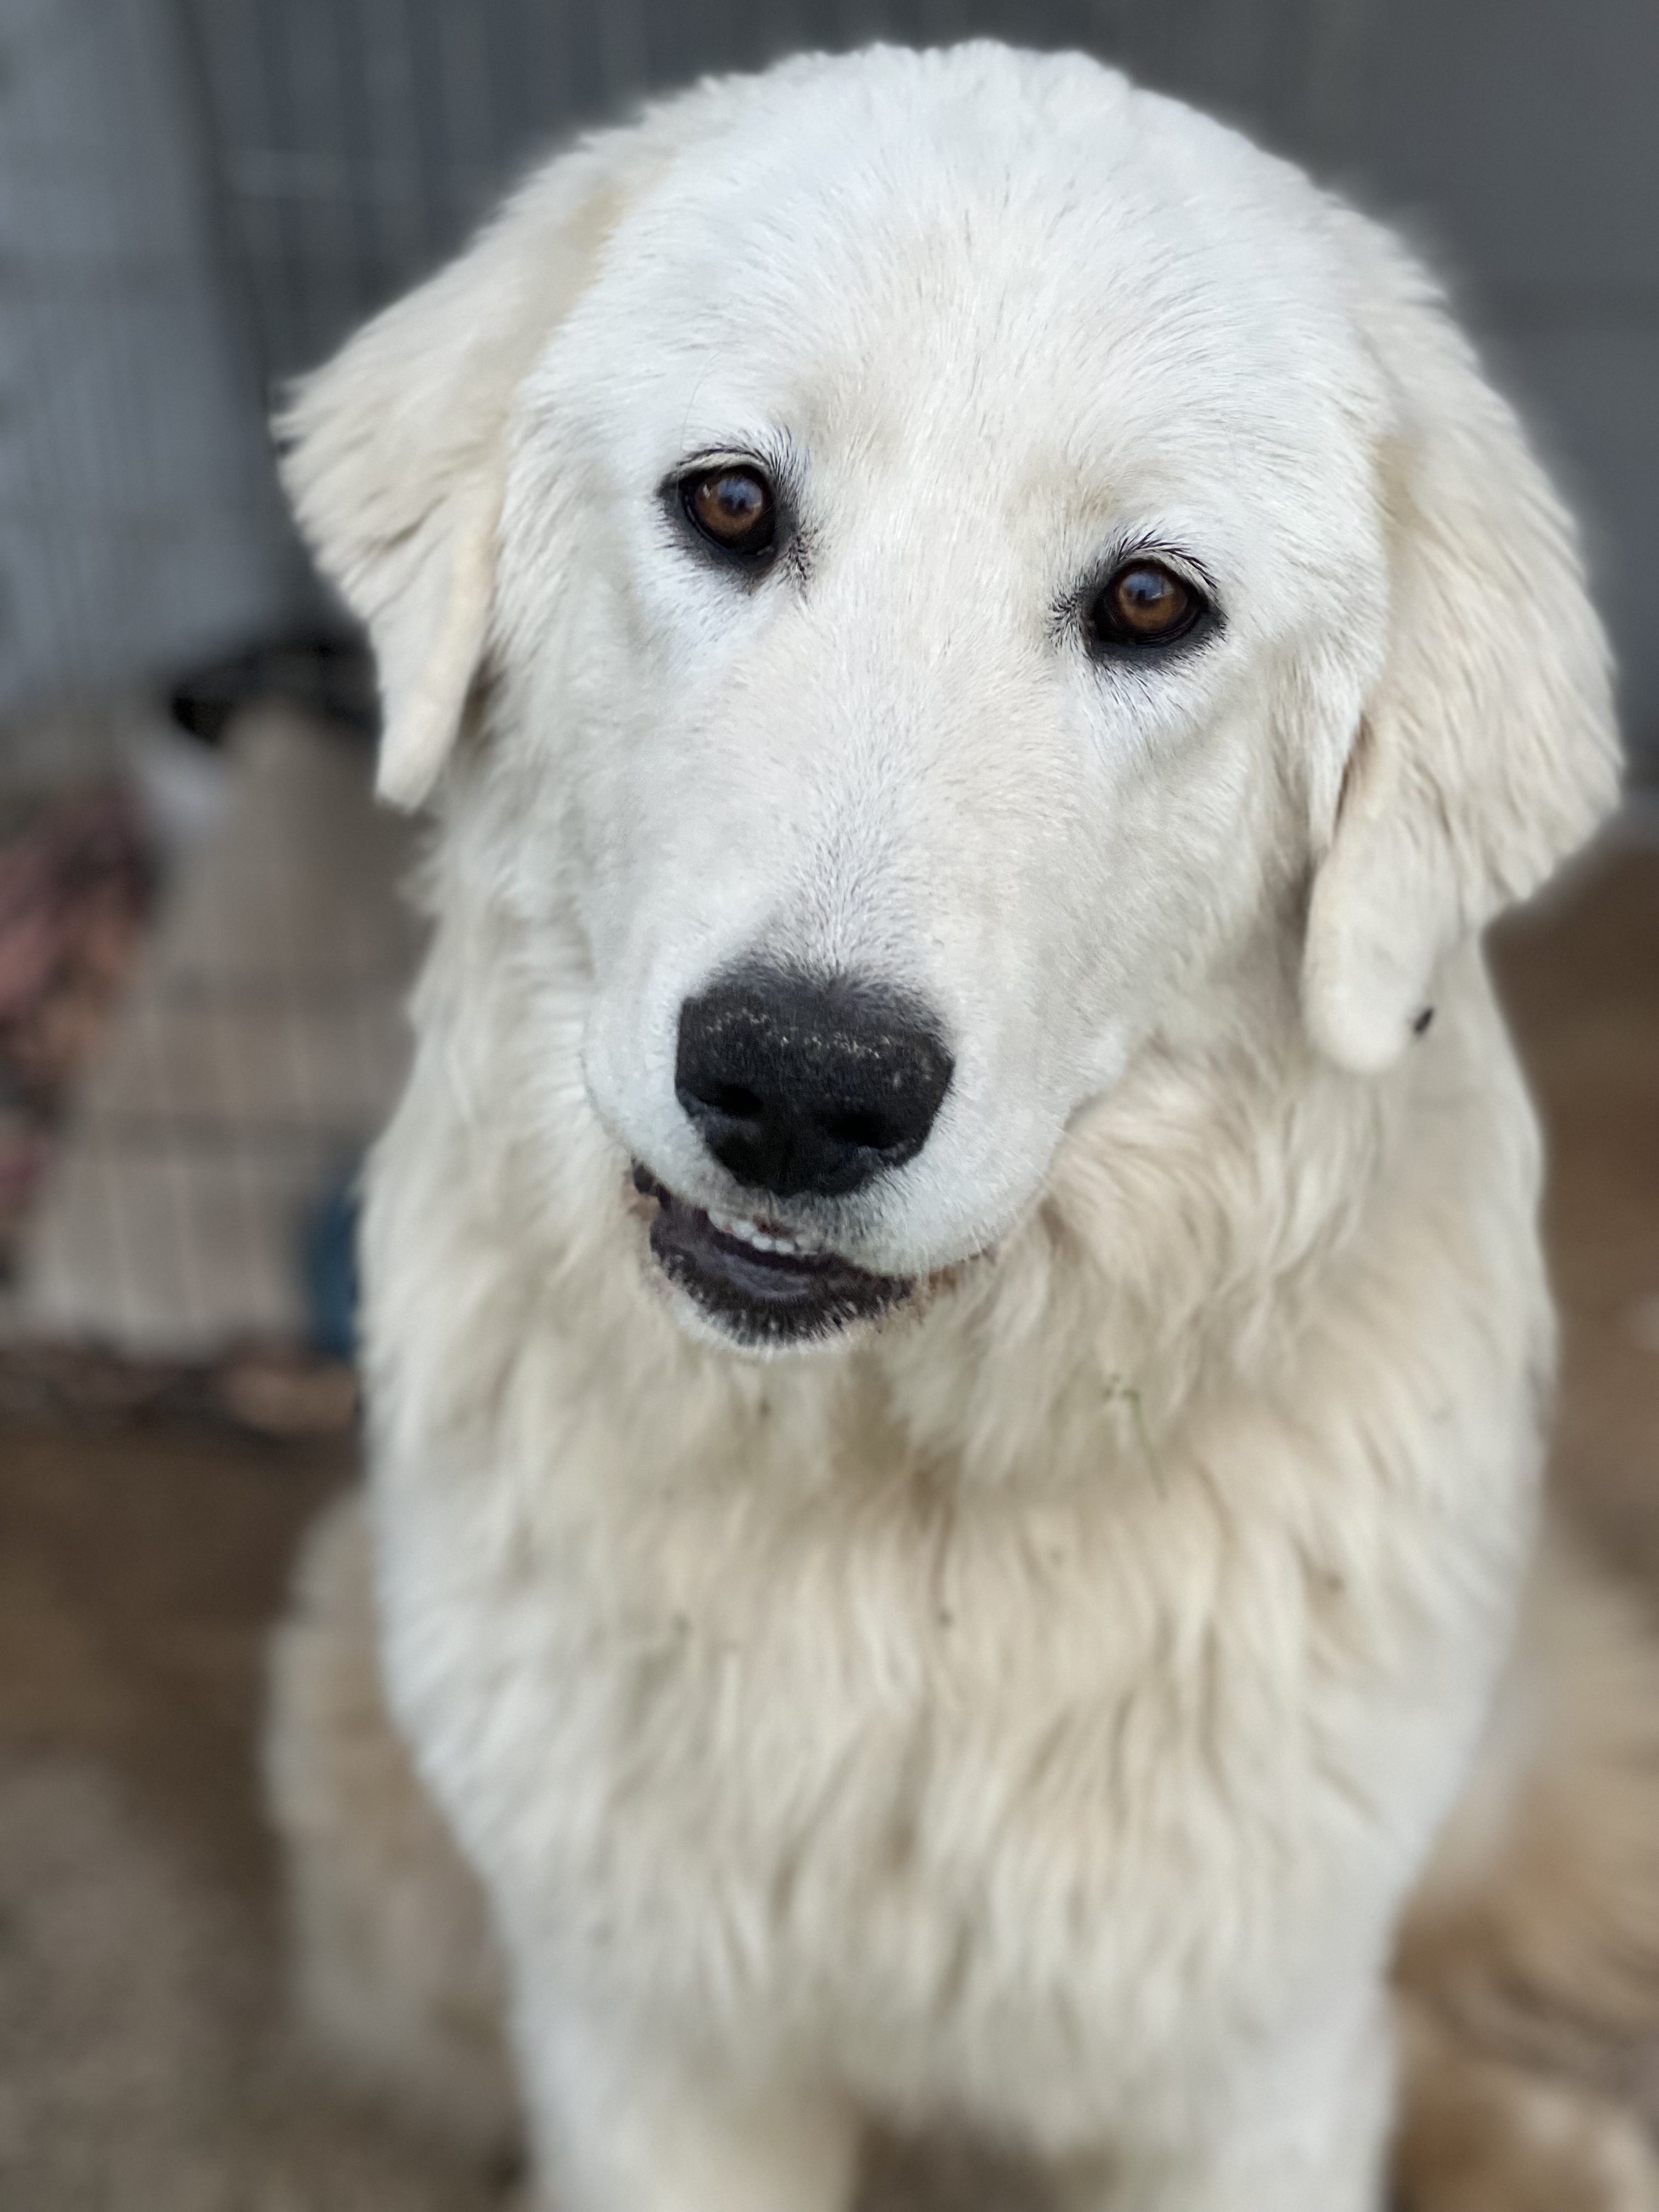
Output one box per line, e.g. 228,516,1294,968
0,3,1654,2207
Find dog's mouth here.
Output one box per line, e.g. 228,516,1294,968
630,1165,914,1350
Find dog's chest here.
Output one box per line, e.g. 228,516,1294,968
386,1444,1460,2132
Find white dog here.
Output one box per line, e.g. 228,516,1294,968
269,42,1659,2212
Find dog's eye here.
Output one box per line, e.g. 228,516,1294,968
681,465,777,560
1085,561,1206,652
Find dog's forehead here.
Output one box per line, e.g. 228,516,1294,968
554,51,1381,522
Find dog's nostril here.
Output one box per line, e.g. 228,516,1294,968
709,1083,765,1122
675,968,953,1201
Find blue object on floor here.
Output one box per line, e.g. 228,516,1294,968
302,1161,362,1361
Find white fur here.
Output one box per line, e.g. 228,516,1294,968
281,42,1620,2211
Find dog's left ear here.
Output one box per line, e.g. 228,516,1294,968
279,145,635,808
278,92,722,808
1301,221,1621,1072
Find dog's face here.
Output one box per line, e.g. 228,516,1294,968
285,47,1615,1356
505,76,1389,1343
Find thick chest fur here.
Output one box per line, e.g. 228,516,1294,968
377,1361,1533,2145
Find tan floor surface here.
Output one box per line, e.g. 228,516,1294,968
0,840,1655,2210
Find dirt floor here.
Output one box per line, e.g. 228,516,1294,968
0,834,1655,2211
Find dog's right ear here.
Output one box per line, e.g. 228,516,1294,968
278,121,680,808
1300,217,1620,1070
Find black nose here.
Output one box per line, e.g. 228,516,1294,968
675,969,953,1200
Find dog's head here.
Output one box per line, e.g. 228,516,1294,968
284,44,1617,1356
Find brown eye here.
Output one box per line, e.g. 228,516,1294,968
1086,560,1206,652
681,465,776,560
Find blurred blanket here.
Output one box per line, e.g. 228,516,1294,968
0,782,154,1272
15,707,420,1356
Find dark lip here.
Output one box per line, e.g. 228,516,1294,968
631,1164,913,1349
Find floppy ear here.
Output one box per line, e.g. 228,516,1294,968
279,110,695,807
1301,222,1621,1071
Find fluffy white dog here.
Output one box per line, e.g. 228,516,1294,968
269,41,1659,2212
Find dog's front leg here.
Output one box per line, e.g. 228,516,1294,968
512,1983,860,2212
1059,2001,1395,2212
